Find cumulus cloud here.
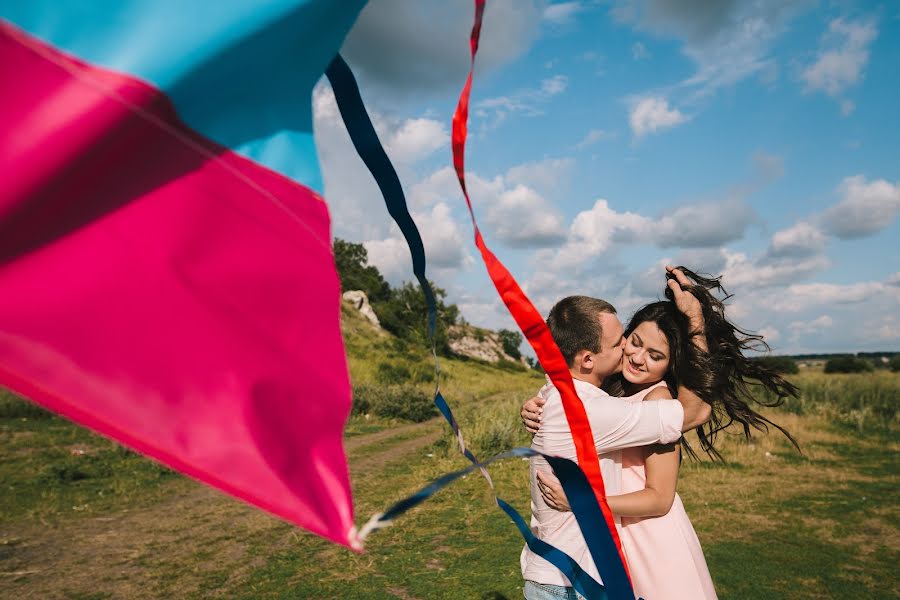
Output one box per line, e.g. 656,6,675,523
765,222,827,259
568,199,653,257
820,176,900,239
382,118,449,164
484,186,568,247
654,198,756,248
543,2,584,25
364,202,472,284
341,0,541,97
409,162,569,250
628,96,688,137
505,157,575,196
721,249,830,288
802,17,878,97
314,84,448,240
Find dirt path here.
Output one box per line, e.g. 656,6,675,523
1,420,450,599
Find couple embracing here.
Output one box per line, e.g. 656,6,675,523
519,266,797,600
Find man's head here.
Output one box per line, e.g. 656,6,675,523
546,296,625,387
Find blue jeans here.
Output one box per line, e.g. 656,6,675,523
523,580,595,600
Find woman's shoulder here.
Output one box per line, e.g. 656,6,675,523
643,381,675,401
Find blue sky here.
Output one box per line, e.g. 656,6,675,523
316,0,900,355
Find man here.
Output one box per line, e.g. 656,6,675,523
520,267,710,600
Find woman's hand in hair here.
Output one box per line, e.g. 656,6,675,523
521,396,545,434
666,266,705,331
537,470,571,512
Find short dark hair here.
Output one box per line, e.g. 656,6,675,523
547,296,617,367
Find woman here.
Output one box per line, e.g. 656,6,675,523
523,268,798,600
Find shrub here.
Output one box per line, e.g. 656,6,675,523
352,385,436,422
375,362,411,385
890,355,900,372
752,355,799,374
824,356,874,374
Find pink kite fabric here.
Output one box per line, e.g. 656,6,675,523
0,23,356,547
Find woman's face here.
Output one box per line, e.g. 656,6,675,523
622,320,671,386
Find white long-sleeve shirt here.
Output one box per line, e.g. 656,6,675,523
520,377,684,588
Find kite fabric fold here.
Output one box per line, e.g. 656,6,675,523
0,0,366,549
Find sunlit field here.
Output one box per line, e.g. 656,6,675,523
2,310,897,598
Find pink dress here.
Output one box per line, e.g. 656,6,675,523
619,382,717,600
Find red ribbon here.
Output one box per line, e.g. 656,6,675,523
451,0,632,584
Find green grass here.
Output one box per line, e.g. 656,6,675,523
0,309,897,598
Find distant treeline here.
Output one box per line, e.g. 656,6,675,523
753,353,900,374
785,352,899,360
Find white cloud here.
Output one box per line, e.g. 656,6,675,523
543,2,584,25
364,202,472,284
382,118,449,164
540,74,569,95
758,326,781,343
568,199,653,257
628,96,688,137
765,222,826,259
721,249,830,289
476,75,569,131
632,42,651,60
575,128,614,149
802,17,878,97
788,315,834,337
409,163,570,250
341,0,541,96
820,176,900,239
612,0,813,100
654,198,756,248
505,157,575,196
484,185,567,248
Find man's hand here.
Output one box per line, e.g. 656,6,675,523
537,470,570,512
521,396,545,434
666,265,704,328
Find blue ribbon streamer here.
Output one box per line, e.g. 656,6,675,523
326,53,621,600
325,54,437,337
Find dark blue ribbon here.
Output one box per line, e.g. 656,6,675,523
325,54,437,336
326,53,618,600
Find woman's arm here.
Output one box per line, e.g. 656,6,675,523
606,442,680,518
606,385,680,517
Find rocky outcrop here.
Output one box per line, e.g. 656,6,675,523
342,290,380,328
448,324,518,363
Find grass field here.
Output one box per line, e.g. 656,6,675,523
1,308,898,599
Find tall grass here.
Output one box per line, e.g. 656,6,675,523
760,370,898,435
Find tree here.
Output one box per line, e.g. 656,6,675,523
890,355,900,372
375,281,459,355
752,356,799,374
498,329,523,360
333,239,391,303
824,356,873,374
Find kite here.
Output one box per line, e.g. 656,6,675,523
0,1,366,548
1,1,634,598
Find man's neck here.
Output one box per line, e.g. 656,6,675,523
570,369,602,388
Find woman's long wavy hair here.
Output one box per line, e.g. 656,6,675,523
604,267,800,460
